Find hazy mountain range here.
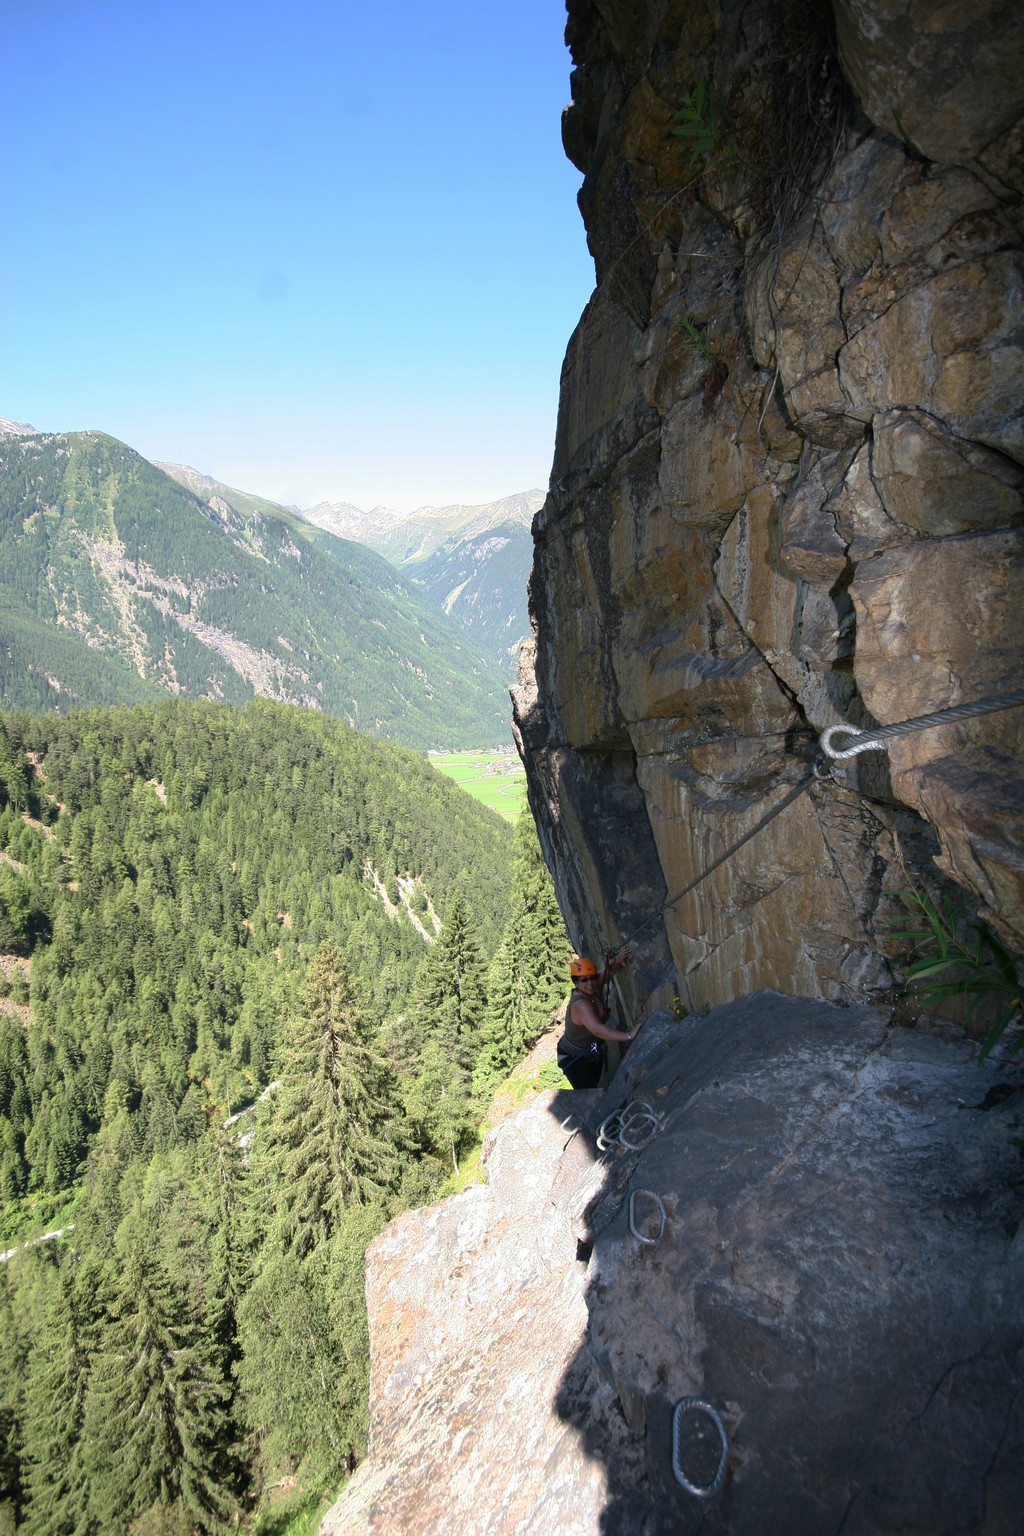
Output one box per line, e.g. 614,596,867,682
299,489,543,670
302,490,542,563
165,474,544,673
0,421,526,749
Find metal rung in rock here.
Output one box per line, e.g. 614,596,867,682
628,1188,666,1245
672,1397,729,1499
597,1099,664,1153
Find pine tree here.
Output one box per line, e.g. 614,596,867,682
235,1236,364,1491
78,1237,236,1535
474,809,569,1091
408,890,487,1072
0,727,31,813
402,1036,476,1171
261,944,397,1256
19,1271,91,1536
0,1272,25,1535
323,1203,384,1464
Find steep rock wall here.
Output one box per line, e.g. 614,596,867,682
317,15,1024,1528
513,0,1024,1014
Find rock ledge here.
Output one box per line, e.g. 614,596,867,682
320,992,1024,1535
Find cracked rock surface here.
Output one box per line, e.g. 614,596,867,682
515,0,1024,1007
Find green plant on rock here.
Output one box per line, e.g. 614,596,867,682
671,79,744,177
890,876,1022,1063
671,81,720,164
681,316,712,360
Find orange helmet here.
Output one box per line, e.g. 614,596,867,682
570,956,599,981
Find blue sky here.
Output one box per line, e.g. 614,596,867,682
1,0,593,511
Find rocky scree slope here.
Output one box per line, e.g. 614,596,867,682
512,0,1024,1019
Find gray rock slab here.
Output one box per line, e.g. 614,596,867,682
319,993,1024,1534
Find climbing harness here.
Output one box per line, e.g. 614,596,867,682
672,1398,730,1499
628,1188,666,1246
820,688,1024,761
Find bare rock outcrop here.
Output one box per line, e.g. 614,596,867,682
514,0,1024,1011
319,996,1024,1533
319,13,1024,1530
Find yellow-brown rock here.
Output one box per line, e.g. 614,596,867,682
514,0,1024,1015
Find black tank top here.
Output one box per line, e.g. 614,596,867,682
564,987,603,1048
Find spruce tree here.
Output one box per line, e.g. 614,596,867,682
78,1237,236,1535
261,943,397,1256
0,1272,25,1535
235,1240,360,1490
474,810,569,1090
19,1271,91,1536
408,890,487,1071
402,1036,476,1171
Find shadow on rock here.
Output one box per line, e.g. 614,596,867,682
545,996,1024,1536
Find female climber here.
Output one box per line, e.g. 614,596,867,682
557,948,636,1089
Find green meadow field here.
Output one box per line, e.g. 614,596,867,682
430,751,527,821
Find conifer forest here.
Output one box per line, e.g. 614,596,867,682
0,699,569,1533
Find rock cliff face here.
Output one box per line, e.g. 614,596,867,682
318,7,1024,1532
319,997,1024,1533
513,0,1024,1013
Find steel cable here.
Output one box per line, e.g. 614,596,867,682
820,688,1024,760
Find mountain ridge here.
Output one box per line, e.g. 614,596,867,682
2,416,539,693
157,462,542,674
0,427,511,747
301,489,544,566
296,490,543,673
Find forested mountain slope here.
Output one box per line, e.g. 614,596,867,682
301,491,544,673
0,699,568,1533
403,519,536,673
0,429,510,748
